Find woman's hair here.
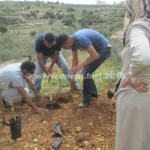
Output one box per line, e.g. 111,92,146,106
20,60,35,71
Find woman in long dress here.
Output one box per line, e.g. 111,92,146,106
115,0,150,150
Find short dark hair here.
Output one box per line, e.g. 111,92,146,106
44,33,55,43
20,60,35,71
57,34,68,47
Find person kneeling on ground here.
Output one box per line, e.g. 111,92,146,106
0,60,44,114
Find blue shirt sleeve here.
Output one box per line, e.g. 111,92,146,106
35,39,42,53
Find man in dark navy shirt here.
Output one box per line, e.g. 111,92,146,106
34,33,78,93
57,29,111,108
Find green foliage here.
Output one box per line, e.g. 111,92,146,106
0,16,24,25
30,30,36,36
0,2,126,91
67,7,75,12
62,14,76,26
48,19,54,25
0,24,7,34
30,11,37,19
56,12,64,20
45,11,56,19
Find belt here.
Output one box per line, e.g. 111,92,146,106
103,45,111,51
107,44,111,48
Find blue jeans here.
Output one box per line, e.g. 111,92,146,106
82,47,111,101
34,52,77,92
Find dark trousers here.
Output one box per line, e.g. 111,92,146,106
82,47,111,101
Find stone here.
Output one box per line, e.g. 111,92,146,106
76,126,82,132
83,141,89,146
33,138,38,143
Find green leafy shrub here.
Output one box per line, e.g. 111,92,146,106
0,24,7,34
30,30,36,36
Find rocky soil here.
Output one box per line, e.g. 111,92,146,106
0,91,115,150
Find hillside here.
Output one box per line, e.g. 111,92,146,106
0,2,125,150
0,1,125,62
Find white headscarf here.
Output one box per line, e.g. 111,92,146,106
125,0,150,22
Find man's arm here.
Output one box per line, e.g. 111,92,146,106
80,45,99,67
36,52,49,75
70,50,78,90
25,77,40,98
48,50,60,73
16,87,43,113
72,50,78,67
71,45,99,74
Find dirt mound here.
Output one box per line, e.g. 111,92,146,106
0,92,116,150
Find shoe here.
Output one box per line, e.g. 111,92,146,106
71,81,80,91
73,86,80,91
3,98,11,108
78,100,90,108
92,93,98,99
73,83,80,91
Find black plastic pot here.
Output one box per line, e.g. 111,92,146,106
52,122,63,136
52,137,63,150
107,90,114,99
46,102,60,110
52,123,63,150
9,116,21,141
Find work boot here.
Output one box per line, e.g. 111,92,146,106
92,93,98,98
73,84,80,91
78,100,90,108
71,81,80,91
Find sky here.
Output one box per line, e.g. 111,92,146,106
0,0,123,5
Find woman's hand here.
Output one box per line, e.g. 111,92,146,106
132,80,149,92
121,76,149,92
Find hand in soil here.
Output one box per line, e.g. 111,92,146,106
35,107,45,114
34,93,41,101
32,93,41,102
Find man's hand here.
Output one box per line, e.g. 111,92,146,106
70,65,83,74
35,107,45,114
48,67,53,74
34,92,41,101
47,72,52,82
121,76,149,92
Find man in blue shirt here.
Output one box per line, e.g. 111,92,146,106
57,29,111,108
34,33,78,93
